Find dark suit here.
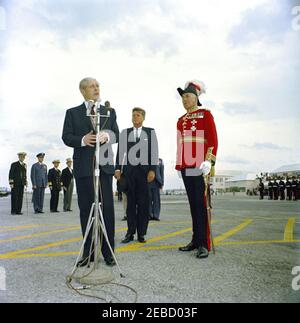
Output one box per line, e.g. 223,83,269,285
48,168,62,212
62,103,119,260
116,127,158,237
9,161,27,214
148,158,164,219
61,167,74,211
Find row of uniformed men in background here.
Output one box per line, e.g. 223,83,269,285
8,152,74,215
258,177,300,201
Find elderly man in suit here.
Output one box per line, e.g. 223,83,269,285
31,153,48,214
115,108,159,244
62,77,119,267
61,158,74,212
9,152,27,215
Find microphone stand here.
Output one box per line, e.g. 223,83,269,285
67,100,124,287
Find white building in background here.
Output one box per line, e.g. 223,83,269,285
225,173,258,193
270,164,300,177
211,170,250,194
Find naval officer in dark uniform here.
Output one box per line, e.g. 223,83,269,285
62,77,119,267
31,153,48,214
48,160,62,213
9,152,27,215
61,158,74,212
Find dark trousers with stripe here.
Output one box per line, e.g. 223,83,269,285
11,186,24,214
126,166,149,237
181,170,208,249
76,173,115,260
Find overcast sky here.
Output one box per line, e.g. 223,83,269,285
0,0,299,189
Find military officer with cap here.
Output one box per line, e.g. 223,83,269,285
258,179,264,200
176,79,218,259
273,178,279,200
279,177,286,200
292,177,298,201
61,158,74,212
286,177,292,201
9,152,27,215
48,160,63,213
31,153,48,214
267,178,273,200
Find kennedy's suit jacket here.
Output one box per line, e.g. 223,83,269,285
116,127,159,176
62,103,119,179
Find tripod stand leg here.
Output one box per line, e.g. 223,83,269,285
69,203,95,277
97,203,125,277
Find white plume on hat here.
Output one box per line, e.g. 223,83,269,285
184,80,206,96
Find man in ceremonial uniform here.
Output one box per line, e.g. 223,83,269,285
31,153,48,214
48,160,62,213
268,178,273,200
61,158,74,212
286,177,292,201
258,179,264,200
279,177,286,200
176,80,218,259
9,152,27,215
292,177,298,201
273,178,279,200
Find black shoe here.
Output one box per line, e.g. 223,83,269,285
179,242,197,252
11,212,16,215
121,216,127,221
138,236,146,243
121,235,134,244
153,218,160,221
196,247,209,259
16,212,23,215
105,257,116,267
68,209,72,212
38,211,44,214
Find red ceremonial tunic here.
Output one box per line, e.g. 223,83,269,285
176,108,218,170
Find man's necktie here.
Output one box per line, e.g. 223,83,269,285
90,104,96,128
135,129,140,143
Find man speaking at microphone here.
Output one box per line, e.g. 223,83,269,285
62,77,119,267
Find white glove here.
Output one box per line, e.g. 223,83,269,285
99,132,110,144
200,161,211,176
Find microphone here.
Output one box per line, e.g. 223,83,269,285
86,99,110,117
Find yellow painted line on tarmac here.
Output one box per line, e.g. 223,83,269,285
5,239,300,259
0,225,43,233
218,240,300,246
117,227,193,252
214,220,253,244
0,227,80,244
0,227,129,259
0,237,82,259
284,218,296,242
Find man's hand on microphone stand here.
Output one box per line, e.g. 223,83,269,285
99,132,110,144
83,131,97,147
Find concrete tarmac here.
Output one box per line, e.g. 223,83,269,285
0,193,299,303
